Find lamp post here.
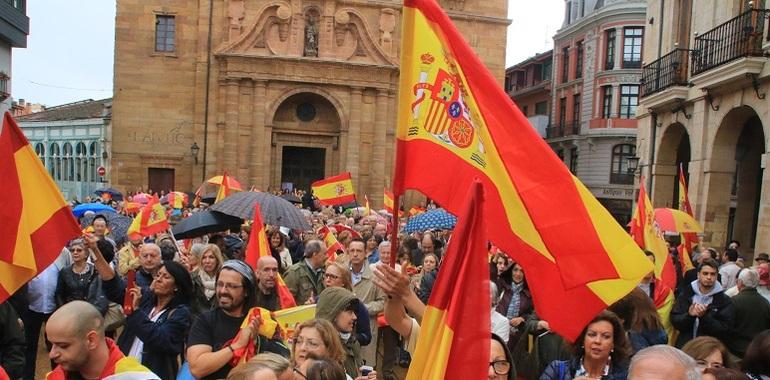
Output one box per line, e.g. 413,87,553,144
190,142,200,164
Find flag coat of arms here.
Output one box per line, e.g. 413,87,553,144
311,172,356,206
393,0,652,339
127,196,169,238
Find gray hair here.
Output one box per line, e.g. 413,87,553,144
738,268,760,289
378,240,392,250
629,345,699,380
190,243,206,260
489,281,499,307
142,243,161,256
304,239,324,258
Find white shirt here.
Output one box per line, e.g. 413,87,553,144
406,317,420,355
491,309,510,343
719,262,741,290
128,307,166,362
28,249,71,314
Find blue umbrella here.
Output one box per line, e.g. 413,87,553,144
94,188,124,201
402,208,457,233
72,203,117,218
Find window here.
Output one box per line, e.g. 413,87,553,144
535,101,548,115
570,147,579,174
542,60,552,81
622,27,643,68
619,85,639,118
557,149,565,162
559,97,567,126
561,47,570,83
602,86,613,118
504,76,511,92
155,15,176,53
572,94,581,128
566,1,572,24
580,0,585,17
611,144,636,184
605,29,616,70
575,41,583,79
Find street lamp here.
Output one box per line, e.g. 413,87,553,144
190,142,200,164
627,156,640,174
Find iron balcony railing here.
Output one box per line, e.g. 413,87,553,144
640,48,691,97
545,122,579,139
610,172,635,185
546,124,563,138
691,8,770,76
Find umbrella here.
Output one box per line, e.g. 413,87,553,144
280,193,302,204
206,175,244,191
171,210,243,239
80,212,133,246
402,208,457,233
210,191,311,230
94,188,124,201
200,192,218,205
654,208,703,233
131,193,151,204
161,191,190,208
72,203,117,218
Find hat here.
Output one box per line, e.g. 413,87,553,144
755,253,769,262
220,259,256,288
758,263,769,286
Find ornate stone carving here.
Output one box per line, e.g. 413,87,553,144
228,0,245,41
304,9,320,57
379,9,396,56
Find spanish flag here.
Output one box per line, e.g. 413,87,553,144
311,172,356,206
245,203,296,309
677,164,696,272
127,196,169,238
384,189,395,213
408,206,426,216
0,112,81,302
167,191,188,209
630,182,677,290
318,226,344,261
406,180,489,379
394,0,651,339
215,172,238,203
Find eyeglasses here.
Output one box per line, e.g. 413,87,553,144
293,367,307,379
216,282,243,290
323,273,340,280
489,360,511,375
294,337,322,350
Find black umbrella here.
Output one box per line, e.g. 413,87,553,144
80,212,133,246
280,193,302,204
200,192,217,205
171,210,243,239
94,188,124,201
210,191,311,230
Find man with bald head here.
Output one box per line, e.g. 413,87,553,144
628,345,699,380
46,300,158,379
255,256,281,311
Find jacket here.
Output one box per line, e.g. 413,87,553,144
727,288,770,357
284,260,325,304
190,271,216,316
316,287,363,377
539,357,628,380
0,302,24,380
670,280,734,347
103,276,191,380
55,264,108,315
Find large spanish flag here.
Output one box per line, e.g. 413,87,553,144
677,164,696,272
0,112,81,302
245,203,296,309
127,196,169,238
406,180,489,379
630,182,677,290
394,0,651,339
311,172,356,206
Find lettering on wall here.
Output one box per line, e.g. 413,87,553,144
129,123,186,146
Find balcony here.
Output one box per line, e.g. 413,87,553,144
690,8,769,90
641,49,691,97
610,172,634,185
545,121,579,139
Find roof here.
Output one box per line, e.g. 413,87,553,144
505,50,553,73
16,98,112,122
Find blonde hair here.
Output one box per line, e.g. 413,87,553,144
197,244,224,275
325,261,353,291
226,352,290,380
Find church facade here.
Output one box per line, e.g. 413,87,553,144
110,0,509,206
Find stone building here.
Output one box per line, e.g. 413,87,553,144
548,0,646,225
638,0,770,257
17,98,112,201
0,0,28,114
110,0,509,205
505,49,552,138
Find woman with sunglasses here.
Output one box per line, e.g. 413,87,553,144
323,262,372,347
54,238,109,314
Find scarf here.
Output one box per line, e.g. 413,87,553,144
200,270,216,300
690,279,723,338
506,281,524,319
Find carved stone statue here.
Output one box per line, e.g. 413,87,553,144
304,13,319,57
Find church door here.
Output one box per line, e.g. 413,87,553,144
281,146,325,192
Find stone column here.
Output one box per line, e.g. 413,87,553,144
371,88,388,206
237,79,253,183
215,81,228,174
755,154,770,254
250,80,267,188
224,79,240,174
347,87,363,195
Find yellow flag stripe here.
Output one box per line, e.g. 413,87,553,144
405,306,453,380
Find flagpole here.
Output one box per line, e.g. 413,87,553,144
166,227,181,254
389,193,400,268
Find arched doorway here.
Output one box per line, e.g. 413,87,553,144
270,91,342,192
654,122,691,207
704,106,765,253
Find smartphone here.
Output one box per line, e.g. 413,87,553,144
360,365,374,376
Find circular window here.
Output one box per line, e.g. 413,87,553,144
296,103,316,122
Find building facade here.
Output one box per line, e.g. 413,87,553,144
505,50,552,138
17,99,112,202
110,0,509,205
548,0,646,225
0,0,28,114
638,0,769,257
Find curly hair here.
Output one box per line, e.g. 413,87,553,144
571,310,630,366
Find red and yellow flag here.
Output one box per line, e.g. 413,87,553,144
167,191,188,209
394,0,651,339
677,164,696,272
630,182,677,290
0,113,81,302
318,226,344,261
408,206,426,216
127,196,169,238
245,203,296,309
364,195,372,216
407,181,489,379
311,172,356,206
215,172,236,203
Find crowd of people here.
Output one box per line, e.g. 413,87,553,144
0,190,769,380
